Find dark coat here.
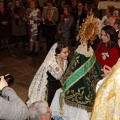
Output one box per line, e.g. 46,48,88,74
0,9,11,31
72,10,87,31
12,6,27,36
0,9,11,39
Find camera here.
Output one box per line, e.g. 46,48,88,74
0,74,14,86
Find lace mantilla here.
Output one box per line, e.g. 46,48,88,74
27,43,68,107
75,43,94,57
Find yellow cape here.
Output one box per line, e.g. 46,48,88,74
91,58,120,120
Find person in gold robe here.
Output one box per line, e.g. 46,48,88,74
91,58,120,120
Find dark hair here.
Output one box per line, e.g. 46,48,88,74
91,7,99,18
114,18,120,29
77,1,84,6
86,1,95,12
55,41,69,54
107,6,115,16
29,0,37,8
98,25,118,51
47,0,53,3
63,4,72,14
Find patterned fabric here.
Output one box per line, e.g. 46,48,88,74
25,8,41,42
60,44,103,113
91,58,120,120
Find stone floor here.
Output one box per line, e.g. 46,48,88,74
0,39,74,102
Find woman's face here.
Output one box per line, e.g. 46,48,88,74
89,9,93,16
77,3,83,12
30,1,36,9
15,1,20,7
58,47,70,60
63,7,69,15
101,30,110,43
113,10,119,17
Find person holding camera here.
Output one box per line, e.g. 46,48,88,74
0,76,29,120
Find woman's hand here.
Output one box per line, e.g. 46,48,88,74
102,65,112,78
1,21,8,25
0,76,8,90
14,14,19,19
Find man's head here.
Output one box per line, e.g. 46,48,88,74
29,101,51,120
72,0,77,7
47,0,53,8
113,9,120,17
108,16,120,31
77,1,84,12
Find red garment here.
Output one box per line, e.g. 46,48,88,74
95,43,120,68
61,14,69,23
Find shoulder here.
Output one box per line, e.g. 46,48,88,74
2,87,16,96
111,47,119,52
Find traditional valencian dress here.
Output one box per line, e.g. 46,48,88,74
27,43,68,107
50,43,103,120
91,58,120,120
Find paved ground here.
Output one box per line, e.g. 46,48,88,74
0,40,46,102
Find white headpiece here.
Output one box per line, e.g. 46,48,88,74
27,43,58,107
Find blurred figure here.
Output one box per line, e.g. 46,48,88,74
101,6,115,28
84,1,95,17
0,1,11,49
29,100,51,120
108,16,120,42
57,0,66,21
71,0,77,15
57,5,74,44
113,9,120,17
7,1,14,15
72,1,86,38
42,0,58,53
25,0,41,56
12,0,27,48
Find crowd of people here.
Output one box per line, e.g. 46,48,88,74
1,0,120,120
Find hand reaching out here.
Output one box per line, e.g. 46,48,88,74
102,65,112,78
